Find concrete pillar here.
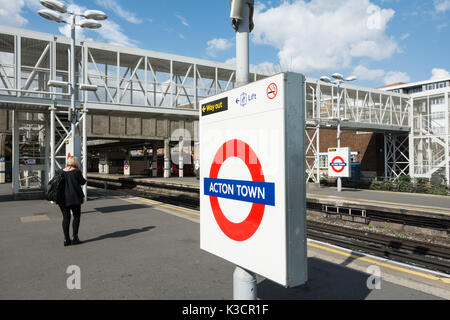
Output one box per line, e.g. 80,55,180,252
12,111,19,194
194,142,200,180
124,151,130,176
0,133,5,183
143,146,148,170
178,138,184,178
152,145,158,177
164,139,170,178
100,152,109,174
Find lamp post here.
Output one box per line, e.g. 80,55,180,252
38,0,106,141
229,0,257,300
320,73,356,192
38,0,105,198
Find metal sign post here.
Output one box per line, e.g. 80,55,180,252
230,0,256,299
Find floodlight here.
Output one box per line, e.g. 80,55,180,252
38,9,65,23
79,19,102,29
320,76,331,83
230,0,246,20
83,10,108,20
48,80,69,88
79,84,98,92
40,0,67,14
345,76,357,82
332,73,344,81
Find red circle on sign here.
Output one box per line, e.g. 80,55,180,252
267,83,277,100
331,156,346,173
209,139,266,242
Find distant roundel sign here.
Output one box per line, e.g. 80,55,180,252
330,156,346,173
328,147,351,178
204,139,275,241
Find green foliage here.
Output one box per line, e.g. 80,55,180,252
372,180,394,191
415,178,429,193
396,175,413,192
429,185,449,196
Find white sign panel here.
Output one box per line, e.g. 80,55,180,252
328,147,351,178
65,136,81,162
200,73,307,287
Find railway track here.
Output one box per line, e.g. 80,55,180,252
307,221,450,274
89,184,450,273
88,178,450,230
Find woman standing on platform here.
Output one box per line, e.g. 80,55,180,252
58,156,87,246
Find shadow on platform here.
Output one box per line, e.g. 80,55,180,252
257,257,372,300
83,226,156,244
94,204,149,214
0,194,13,202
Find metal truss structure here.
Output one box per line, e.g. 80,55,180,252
410,90,450,185
0,26,265,196
304,78,412,183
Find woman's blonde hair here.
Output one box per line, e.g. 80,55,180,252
67,156,80,169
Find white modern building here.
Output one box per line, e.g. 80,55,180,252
380,78,450,185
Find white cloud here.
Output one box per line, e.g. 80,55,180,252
0,0,29,27
434,0,450,12
54,4,138,48
383,71,410,84
430,68,450,80
352,65,385,81
174,13,189,27
95,20,139,47
95,0,142,24
252,0,399,74
400,33,410,40
352,65,410,85
206,38,233,57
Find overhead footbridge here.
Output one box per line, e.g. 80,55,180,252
0,26,413,197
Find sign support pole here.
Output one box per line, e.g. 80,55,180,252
337,83,342,192
232,0,257,300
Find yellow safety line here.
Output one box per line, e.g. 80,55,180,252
308,241,450,284
132,197,200,216
123,196,449,284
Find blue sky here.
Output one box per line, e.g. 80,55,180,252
1,0,449,88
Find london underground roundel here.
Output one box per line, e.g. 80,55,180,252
204,139,275,242
330,156,346,173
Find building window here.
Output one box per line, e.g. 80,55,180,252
431,97,445,105
431,111,445,119
407,87,422,94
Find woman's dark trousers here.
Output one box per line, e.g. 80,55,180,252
59,205,81,241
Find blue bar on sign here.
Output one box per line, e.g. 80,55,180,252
204,178,275,206
330,163,347,166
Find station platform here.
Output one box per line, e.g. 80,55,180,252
86,173,450,222
0,183,448,300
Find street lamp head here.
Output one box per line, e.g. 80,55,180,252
40,0,67,14
83,10,108,20
332,73,344,81
38,9,65,23
230,0,246,20
345,76,357,82
79,19,102,29
47,80,69,88
79,83,98,92
320,76,331,83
